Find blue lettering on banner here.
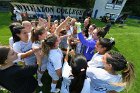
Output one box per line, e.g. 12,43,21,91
44,7,54,13
11,3,86,18
57,8,61,13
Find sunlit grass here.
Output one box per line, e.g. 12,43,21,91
0,12,140,93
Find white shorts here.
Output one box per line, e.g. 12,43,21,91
38,56,47,71
38,63,47,71
48,71,59,81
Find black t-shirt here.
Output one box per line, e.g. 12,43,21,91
0,64,38,93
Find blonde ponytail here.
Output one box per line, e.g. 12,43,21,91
122,62,135,89
41,40,50,57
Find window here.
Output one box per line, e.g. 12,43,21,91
107,0,124,5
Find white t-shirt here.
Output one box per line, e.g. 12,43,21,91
88,52,103,68
87,34,92,40
86,67,124,93
61,62,91,93
9,33,31,48
32,41,41,49
47,48,63,73
67,30,73,35
13,40,36,65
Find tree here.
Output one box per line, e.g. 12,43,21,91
124,0,140,16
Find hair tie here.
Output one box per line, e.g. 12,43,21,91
109,37,115,43
80,68,85,72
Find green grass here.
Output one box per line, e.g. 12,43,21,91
0,12,12,45
0,12,140,93
106,19,140,93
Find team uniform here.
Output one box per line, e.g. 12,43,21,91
9,33,31,48
32,41,48,86
59,37,68,50
88,52,103,68
67,29,73,35
61,61,90,93
47,48,63,80
32,41,41,49
13,40,36,65
32,41,48,71
78,32,97,61
86,67,124,93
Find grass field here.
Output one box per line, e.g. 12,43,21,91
0,12,140,93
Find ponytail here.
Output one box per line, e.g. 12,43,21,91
42,40,50,57
31,26,46,42
69,55,87,93
96,27,105,38
122,62,135,89
69,70,86,93
41,34,57,56
102,23,111,37
31,29,35,42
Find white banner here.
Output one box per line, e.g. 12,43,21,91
11,2,86,19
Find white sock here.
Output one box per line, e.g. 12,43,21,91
37,71,43,81
51,83,56,91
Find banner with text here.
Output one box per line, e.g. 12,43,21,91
11,2,86,19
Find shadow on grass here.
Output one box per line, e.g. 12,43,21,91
92,18,140,29
124,19,140,28
112,46,120,52
36,71,62,93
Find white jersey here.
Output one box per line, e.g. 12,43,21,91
88,52,103,68
75,34,82,54
67,30,73,35
13,40,36,65
61,62,90,93
47,48,63,73
32,41,41,49
32,41,48,71
76,42,82,54
86,67,124,93
9,33,31,48
87,34,92,40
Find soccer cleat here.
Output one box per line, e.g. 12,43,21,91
38,80,43,87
